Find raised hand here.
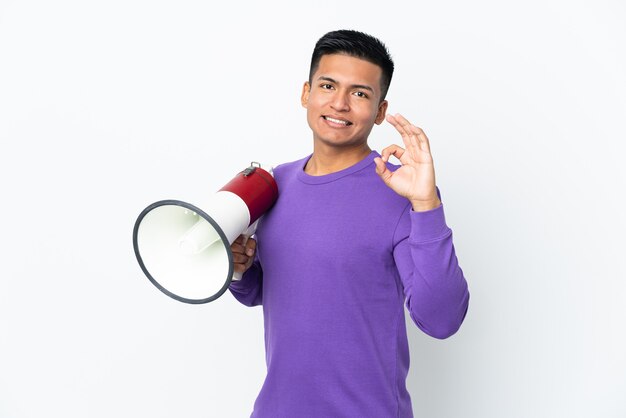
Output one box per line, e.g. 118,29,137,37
374,113,441,212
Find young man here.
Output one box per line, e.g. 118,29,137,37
229,29,470,418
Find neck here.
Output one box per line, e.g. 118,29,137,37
304,142,372,176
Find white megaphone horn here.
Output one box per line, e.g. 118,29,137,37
132,162,278,304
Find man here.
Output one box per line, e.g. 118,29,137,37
229,29,470,418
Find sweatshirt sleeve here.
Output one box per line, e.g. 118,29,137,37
392,200,470,339
228,259,263,307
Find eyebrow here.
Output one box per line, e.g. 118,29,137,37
316,76,375,94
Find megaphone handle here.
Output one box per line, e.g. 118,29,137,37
232,220,259,281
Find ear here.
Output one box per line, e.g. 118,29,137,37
375,100,388,125
301,81,311,108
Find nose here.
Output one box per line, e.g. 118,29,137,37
330,90,350,112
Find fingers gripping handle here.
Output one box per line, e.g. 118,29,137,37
231,219,259,281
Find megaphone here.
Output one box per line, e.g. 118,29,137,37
132,162,278,304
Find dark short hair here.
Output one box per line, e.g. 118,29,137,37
309,29,394,101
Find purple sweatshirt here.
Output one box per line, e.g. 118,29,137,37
229,151,469,418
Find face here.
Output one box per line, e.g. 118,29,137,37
301,53,388,150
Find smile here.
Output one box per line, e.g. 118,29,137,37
323,116,352,126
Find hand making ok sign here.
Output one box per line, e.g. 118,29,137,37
374,113,442,212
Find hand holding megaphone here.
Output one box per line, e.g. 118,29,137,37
133,162,278,304
231,232,257,279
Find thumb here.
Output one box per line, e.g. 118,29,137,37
245,237,257,257
374,157,393,185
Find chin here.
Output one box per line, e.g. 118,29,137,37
319,137,364,149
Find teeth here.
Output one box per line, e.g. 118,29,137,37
325,116,349,125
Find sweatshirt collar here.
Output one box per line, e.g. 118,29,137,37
296,150,379,185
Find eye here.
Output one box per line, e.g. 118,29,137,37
354,91,368,98
320,83,334,90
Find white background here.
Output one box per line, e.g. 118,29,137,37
1,1,625,417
